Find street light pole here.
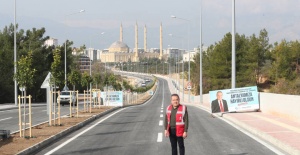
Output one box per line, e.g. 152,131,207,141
64,9,85,91
168,34,184,96
89,32,105,87
171,15,191,102
14,0,17,106
232,0,236,88
199,0,203,104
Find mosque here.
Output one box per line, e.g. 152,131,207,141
100,23,164,63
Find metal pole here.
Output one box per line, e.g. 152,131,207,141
14,0,17,106
64,10,85,90
232,0,236,88
171,16,191,102
64,39,67,89
182,60,184,101
89,37,92,96
188,24,190,102
200,0,203,104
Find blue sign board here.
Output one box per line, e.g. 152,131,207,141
101,91,123,106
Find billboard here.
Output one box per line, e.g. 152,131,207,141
209,86,259,113
101,91,123,106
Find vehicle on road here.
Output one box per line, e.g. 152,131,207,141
58,91,77,106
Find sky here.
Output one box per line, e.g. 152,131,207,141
0,0,299,50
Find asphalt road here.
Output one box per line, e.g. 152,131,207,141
34,78,276,155
114,71,154,87
0,104,84,133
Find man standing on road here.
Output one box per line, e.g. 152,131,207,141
164,94,189,155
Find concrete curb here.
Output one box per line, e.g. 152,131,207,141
17,79,158,155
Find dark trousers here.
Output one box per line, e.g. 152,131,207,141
169,128,185,155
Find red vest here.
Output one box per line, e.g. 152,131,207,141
166,104,186,137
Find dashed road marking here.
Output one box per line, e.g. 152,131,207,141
0,117,12,122
160,114,163,117
159,120,163,126
160,110,163,113
157,132,163,142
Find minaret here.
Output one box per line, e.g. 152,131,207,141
144,25,147,53
120,23,123,42
159,22,163,59
134,22,139,61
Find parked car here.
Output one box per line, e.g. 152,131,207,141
58,91,77,106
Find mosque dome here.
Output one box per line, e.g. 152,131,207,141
109,41,129,52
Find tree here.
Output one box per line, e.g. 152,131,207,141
93,73,102,89
51,48,64,88
81,72,93,91
206,33,232,90
68,70,81,91
14,51,36,91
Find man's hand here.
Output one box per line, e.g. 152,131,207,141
183,132,187,139
165,130,169,137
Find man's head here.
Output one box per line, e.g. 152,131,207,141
171,94,180,108
216,91,223,101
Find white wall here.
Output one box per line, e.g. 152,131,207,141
259,92,300,121
196,93,300,121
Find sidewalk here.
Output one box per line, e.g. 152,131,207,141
160,75,300,155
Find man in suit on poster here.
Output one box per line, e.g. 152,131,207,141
211,91,228,113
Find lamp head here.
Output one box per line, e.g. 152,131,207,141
171,15,176,18
79,9,85,13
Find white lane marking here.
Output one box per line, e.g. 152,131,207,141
160,114,163,117
161,107,163,110
0,117,12,122
22,113,33,116
42,110,47,112
0,110,15,113
45,108,126,155
157,132,163,142
160,110,163,113
159,120,163,126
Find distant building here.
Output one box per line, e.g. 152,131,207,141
182,47,207,62
87,48,100,61
183,48,197,62
77,55,91,73
165,48,184,59
100,23,163,63
44,38,58,47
